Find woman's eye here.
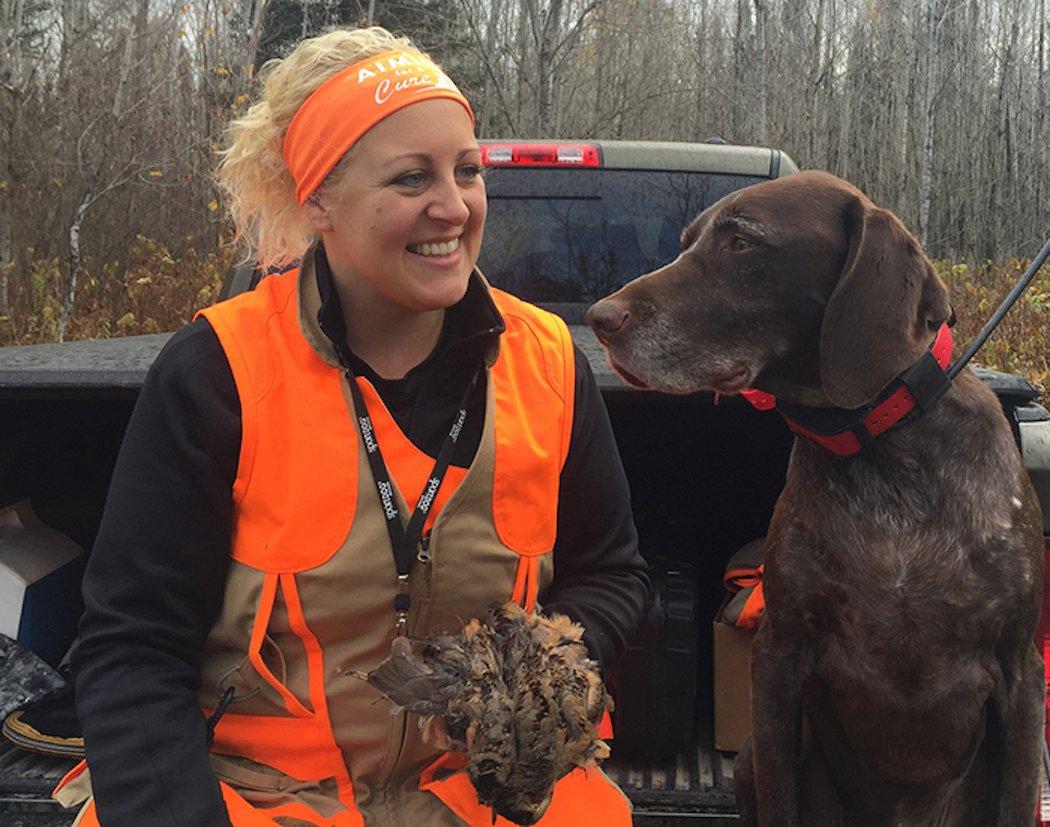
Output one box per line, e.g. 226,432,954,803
393,171,427,188
457,164,483,181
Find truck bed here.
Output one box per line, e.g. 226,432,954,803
0,738,740,825
3,326,624,396
1,326,1045,826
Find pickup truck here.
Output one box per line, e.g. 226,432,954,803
1,139,1048,826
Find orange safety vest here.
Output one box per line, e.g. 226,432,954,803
61,260,629,827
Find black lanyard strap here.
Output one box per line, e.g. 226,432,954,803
345,365,480,634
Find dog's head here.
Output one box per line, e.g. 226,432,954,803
586,171,952,408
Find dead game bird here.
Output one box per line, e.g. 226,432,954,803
362,602,612,825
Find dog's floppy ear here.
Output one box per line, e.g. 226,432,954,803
819,197,951,409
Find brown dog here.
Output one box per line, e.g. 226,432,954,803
587,171,1045,826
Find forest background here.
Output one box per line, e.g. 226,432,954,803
1,0,1047,387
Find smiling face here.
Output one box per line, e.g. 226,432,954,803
305,98,486,316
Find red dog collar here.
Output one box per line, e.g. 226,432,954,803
741,323,954,457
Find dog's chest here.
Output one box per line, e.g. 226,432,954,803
772,447,1033,655
770,504,1021,713
778,526,1010,643
772,525,1006,785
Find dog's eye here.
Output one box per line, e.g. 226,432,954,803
727,236,754,253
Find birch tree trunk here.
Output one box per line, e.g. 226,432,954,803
58,0,76,88
753,0,767,145
806,0,824,163
818,0,837,168
62,178,96,340
733,0,749,140
1038,0,1047,214
918,0,942,248
60,24,137,340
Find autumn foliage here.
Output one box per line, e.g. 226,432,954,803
0,237,233,345
0,247,1046,395
936,259,1049,393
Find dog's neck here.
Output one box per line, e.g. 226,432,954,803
742,324,954,458
787,369,1027,542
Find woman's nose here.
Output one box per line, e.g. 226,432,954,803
426,176,471,225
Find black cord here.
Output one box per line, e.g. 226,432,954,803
947,236,1050,380
205,686,237,747
1042,737,1050,811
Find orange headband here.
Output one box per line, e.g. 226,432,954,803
282,49,475,204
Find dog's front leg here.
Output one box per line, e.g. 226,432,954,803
992,642,1045,826
749,616,809,827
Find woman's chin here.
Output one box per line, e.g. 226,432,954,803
405,274,472,312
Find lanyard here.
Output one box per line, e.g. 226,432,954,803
345,365,480,635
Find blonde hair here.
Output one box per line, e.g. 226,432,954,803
216,27,425,269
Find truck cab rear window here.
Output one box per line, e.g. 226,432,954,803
479,169,767,316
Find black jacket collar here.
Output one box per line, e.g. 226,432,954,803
313,243,504,385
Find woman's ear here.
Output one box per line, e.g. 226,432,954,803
302,192,334,233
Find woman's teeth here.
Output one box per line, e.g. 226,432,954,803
408,238,460,256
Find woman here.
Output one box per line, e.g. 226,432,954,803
64,26,648,827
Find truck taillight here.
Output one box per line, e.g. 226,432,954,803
481,143,601,168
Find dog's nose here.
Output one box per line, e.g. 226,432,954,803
586,299,630,339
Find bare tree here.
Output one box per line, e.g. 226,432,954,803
62,24,140,339
918,0,944,247
0,0,27,316
6,0,1050,344
753,0,767,144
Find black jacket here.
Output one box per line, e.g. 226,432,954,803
73,247,649,826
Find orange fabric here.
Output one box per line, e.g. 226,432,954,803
490,293,576,556
247,572,313,718
199,274,574,571
210,713,342,782
195,270,582,823
282,50,475,204
213,573,355,805
419,756,631,827
199,274,358,573
509,556,542,612
71,782,365,827
279,573,357,806
358,378,467,531
736,581,766,630
722,562,766,629
209,577,354,801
